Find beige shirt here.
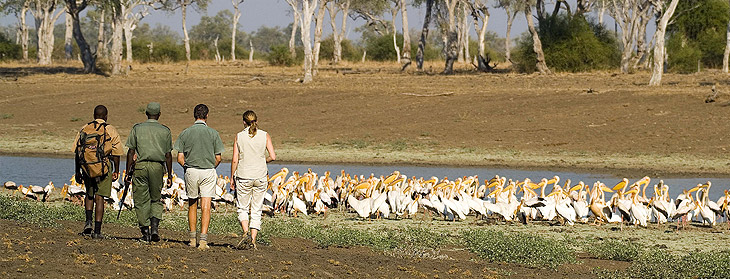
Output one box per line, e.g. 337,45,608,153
234,128,268,179
72,119,124,157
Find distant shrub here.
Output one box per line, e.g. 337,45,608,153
267,44,295,66
0,33,21,61
132,40,185,63
666,35,703,74
586,239,642,262
514,14,620,73
319,36,361,62
461,229,577,269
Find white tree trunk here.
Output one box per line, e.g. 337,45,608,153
505,10,515,62
64,9,73,60
390,7,401,63
121,1,148,64
249,40,254,62
525,6,550,74
232,0,243,61
722,1,730,74
443,0,459,74
34,1,63,66
97,9,105,58
214,36,221,62
289,5,300,59
293,0,318,83
111,5,124,75
649,0,679,86
182,2,191,62
124,23,133,63
327,0,349,65
313,0,326,73
598,0,606,25
20,1,29,61
400,0,411,67
462,4,470,63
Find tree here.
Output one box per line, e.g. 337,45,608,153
649,0,680,86
30,0,65,65
1,0,31,61
726,0,730,73
326,0,350,64
496,0,524,62
286,0,319,83
157,0,210,66
400,0,411,69
469,0,493,71
231,0,244,61
440,0,460,74
609,0,653,73
415,0,434,70
63,0,96,73
64,7,72,60
122,0,150,63
313,0,328,73
524,0,551,74
287,2,300,58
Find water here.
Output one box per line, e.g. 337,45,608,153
0,156,727,200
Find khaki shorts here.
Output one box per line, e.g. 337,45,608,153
83,164,113,198
184,168,217,199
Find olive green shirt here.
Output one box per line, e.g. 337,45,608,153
125,119,173,162
174,120,224,169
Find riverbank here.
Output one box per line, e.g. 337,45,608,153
2,61,729,176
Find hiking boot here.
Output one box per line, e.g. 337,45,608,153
139,226,151,242
150,217,160,242
198,240,210,250
91,233,106,240
81,220,93,236
189,231,198,247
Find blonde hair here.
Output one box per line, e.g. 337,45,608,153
242,110,258,137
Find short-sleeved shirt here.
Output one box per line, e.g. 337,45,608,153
125,119,173,162
174,120,224,169
72,119,124,157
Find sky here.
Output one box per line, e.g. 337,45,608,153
0,0,646,44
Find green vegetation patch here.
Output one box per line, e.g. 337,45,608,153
596,250,730,279
461,229,577,269
586,239,642,262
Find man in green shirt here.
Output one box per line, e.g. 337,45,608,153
174,104,224,250
125,102,174,242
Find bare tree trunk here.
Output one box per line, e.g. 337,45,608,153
64,9,73,60
97,9,105,58
249,40,254,62
20,1,29,62
505,9,515,62
400,0,411,69
34,2,63,66
632,6,652,70
442,0,459,74
296,0,318,83
416,0,433,70
124,22,133,63
472,4,489,71
457,3,467,64
231,0,243,62
649,0,679,86
462,4,470,63
182,2,191,63
722,1,730,74
598,0,606,25
111,3,124,75
525,5,551,74
65,0,95,73
313,0,327,73
389,7,401,63
214,36,221,62
289,5,300,59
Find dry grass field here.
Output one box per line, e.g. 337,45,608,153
2,60,729,176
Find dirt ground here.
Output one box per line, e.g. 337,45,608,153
0,219,630,279
2,61,730,175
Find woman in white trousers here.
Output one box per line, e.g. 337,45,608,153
231,110,276,249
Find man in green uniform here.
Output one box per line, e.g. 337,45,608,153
73,105,124,239
125,102,173,242
174,104,224,250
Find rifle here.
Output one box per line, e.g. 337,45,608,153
117,161,136,220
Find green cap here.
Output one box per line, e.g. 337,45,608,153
146,102,161,115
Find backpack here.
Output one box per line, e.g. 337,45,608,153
75,121,112,182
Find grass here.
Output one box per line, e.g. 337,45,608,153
461,229,577,269
70,117,82,122
585,239,642,262
1,113,12,119
596,250,730,279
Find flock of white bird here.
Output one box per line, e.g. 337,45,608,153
4,168,730,228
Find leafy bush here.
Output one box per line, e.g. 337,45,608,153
461,229,577,269
132,40,186,63
514,14,620,73
267,44,295,66
666,35,703,73
586,239,642,262
597,250,730,279
319,36,361,62
0,195,82,227
0,33,21,61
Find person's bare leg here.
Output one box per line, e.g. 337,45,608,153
251,228,258,249
201,197,212,234
188,199,198,246
240,220,249,235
